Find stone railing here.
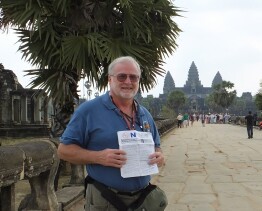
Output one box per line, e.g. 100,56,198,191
0,119,176,211
0,140,59,211
156,118,177,136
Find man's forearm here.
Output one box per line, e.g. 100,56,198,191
57,143,97,165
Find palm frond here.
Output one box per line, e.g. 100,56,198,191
1,0,182,105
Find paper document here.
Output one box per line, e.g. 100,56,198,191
117,130,159,178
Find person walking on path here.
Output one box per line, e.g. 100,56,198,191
183,113,189,128
189,113,195,126
57,56,166,211
177,113,183,128
245,111,254,139
200,113,205,127
253,112,258,126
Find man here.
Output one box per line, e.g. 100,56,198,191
245,111,254,139
58,56,165,210
201,113,206,127
176,113,183,128
183,113,189,128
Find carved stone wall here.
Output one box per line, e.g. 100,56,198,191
0,66,51,137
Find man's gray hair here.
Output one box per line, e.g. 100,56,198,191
108,56,141,75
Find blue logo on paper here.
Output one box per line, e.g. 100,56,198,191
130,132,136,138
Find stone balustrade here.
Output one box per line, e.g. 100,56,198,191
0,140,59,211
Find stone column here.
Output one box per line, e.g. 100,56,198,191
21,96,28,124
12,96,21,123
34,97,41,124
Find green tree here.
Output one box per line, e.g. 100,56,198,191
255,94,262,110
211,81,237,110
228,97,246,115
141,95,162,118
205,94,222,113
166,90,186,113
141,95,153,111
255,81,262,110
159,105,175,119
0,0,181,104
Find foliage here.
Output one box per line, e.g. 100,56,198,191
0,0,182,105
166,90,186,112
159,105,176,119
141,95,162,118
211,81,237,109
228,97,246,115
255,93,262,110
205,94,222,112
141,94,153,110
255,81,262,110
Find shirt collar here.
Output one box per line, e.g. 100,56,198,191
101,91,145,116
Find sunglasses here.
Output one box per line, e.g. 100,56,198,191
110,73,140,83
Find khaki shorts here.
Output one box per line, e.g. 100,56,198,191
85,183,141,211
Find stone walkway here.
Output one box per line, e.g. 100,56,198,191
69,122,262,211
154,122,262,211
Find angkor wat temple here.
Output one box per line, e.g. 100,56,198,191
159,61,254,113
159,61,222,111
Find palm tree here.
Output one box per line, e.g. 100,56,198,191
0,0,181,105
0,0,182,186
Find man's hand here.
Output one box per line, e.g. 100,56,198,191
97,149,127,168
148,148,165,167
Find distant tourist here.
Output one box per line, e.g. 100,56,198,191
253,112,258,126
183,113,189,128
224,113,231,124
200,113,206,127
189,113,195,126
196,114,199,121
177,113,183,128
245,111,254,139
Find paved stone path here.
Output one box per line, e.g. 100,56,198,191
70,122,262,211
153,122,262,211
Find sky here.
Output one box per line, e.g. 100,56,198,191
0,0,262,98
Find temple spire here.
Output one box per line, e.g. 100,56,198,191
163,71,175,94
184,61,202,87
212,71,223,87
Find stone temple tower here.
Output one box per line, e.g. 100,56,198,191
212,71,223,87
183,61,205,95
184,61,202,88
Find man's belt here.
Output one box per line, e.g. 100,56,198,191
109,186,145,196
84,176,156,211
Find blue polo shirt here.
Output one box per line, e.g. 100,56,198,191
60,92,160,191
